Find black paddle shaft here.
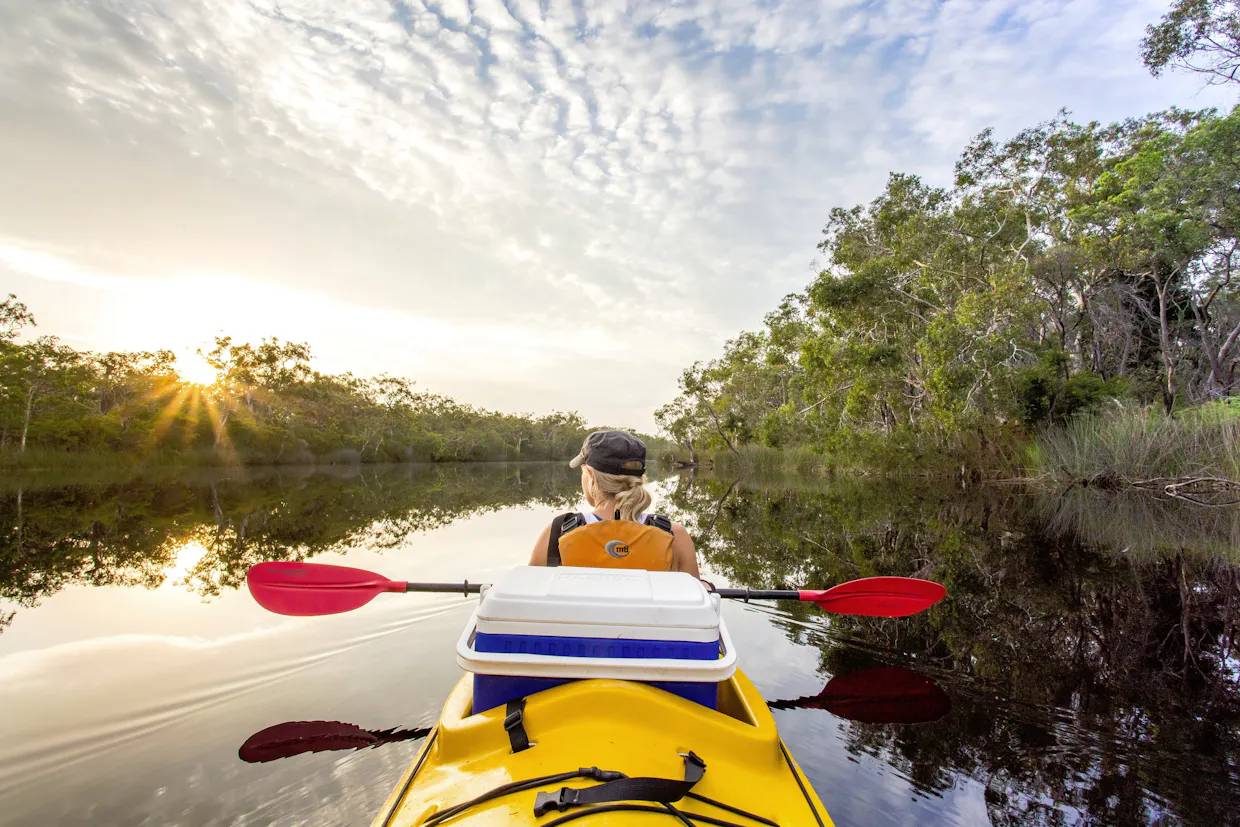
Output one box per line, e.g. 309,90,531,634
400,583,801,602
713,588,802,602
404,581,485,596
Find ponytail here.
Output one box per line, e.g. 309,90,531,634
585,468,653,522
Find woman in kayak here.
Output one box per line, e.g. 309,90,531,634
528,429,700,577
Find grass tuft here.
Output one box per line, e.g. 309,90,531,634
1030,401,1240,482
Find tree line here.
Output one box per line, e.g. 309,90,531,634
658,4,1240,462
0,296,657,465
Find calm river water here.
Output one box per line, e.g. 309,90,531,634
1,463,1237,826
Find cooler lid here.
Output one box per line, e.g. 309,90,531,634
476,566,719,630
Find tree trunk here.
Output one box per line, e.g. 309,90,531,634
19,383,36,452
683,439,697,465
704,406,739,455
1154,276,1177,415
1189,299,1235,398
213,407,232,449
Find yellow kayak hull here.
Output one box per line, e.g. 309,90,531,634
373,670,833,826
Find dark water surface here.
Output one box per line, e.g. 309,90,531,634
1,464,1238,826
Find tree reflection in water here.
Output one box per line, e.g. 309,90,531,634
0,463,582,620
664,473,1240,827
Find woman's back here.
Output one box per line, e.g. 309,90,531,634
528,430,699,578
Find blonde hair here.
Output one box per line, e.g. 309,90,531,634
584,468,653,522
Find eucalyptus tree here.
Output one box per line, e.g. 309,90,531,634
1142,0,1240,85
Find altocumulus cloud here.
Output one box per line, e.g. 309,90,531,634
0,0,1230,427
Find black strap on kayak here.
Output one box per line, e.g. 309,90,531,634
504,697,533,753
423,766,625,827
539,804,771,827
534,752,707,817
421,759,777,827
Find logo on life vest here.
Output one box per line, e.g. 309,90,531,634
604,540,630,559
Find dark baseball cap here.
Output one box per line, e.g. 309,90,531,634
568,429,647,476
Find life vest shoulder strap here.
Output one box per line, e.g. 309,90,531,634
644,513,674,535
546,512,585,567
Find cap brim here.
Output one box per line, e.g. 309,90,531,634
568,453,585,468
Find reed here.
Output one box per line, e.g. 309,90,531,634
1029,401,1240,483
701,445,835,476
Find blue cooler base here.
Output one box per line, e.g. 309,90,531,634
471,630,723,713
475,631,720,660
473,674,718,713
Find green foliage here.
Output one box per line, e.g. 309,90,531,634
0,308,600,465
0,294,35,342
1141,0,1240,85
1030,402,1240,481
658,105,1240,470
1014,348,1128,425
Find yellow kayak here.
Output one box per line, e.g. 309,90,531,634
372,670,832,826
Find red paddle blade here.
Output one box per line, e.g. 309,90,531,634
239,721,379,763
802,576,946,617
815,667,951,723
246,561,405,616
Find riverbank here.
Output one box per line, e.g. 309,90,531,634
1027,402,1240,505
663,428,1026,479
664,402,1240,491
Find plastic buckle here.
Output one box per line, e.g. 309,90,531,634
503,707,524,733
680,751,706,770
533,787,579,817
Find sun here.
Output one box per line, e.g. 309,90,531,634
176,351,219,386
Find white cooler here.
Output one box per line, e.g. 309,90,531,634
456,566,737,712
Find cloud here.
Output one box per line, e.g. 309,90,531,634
0,0,1233,427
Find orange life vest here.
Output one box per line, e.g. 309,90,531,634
547,512,675,571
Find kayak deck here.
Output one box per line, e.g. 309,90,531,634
373,670,832,826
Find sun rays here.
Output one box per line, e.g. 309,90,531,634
142,382,239,463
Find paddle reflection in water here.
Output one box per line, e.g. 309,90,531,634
766,667,951,724
238,666,947,767
239,722,433,764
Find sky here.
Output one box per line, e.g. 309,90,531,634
0,0,1233,429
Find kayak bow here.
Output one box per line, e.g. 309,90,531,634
373,671,831,826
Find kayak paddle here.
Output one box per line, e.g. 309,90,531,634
767,666,951,723
247,561,946,618
238,666,947,763
714,579,946,618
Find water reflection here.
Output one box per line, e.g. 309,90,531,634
664,474,1240,827
0,465,1237,826
0,462,583,625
